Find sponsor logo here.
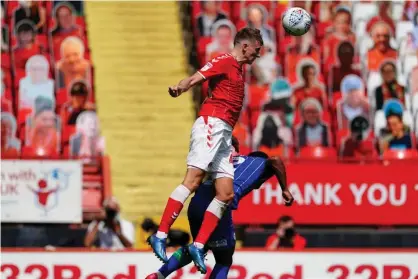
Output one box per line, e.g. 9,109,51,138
201,62,213,72
28,169,71,215
207,239,228,248
233,156,246,167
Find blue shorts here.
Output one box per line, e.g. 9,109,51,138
188,194,235,251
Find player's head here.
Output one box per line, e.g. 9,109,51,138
233,27,263,65
231,135,240,154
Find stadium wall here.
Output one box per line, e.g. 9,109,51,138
2,248,418,279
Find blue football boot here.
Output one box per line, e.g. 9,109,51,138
147,234,168,263
187,244,207,274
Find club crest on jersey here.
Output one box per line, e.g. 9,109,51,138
201,62,213,72
233,156,245,167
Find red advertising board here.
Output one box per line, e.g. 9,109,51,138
234,162,418,225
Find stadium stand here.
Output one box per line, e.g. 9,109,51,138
1,0,110,223
185,0,418,248
188,0,418,160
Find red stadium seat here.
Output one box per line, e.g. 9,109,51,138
383,149,418,160
259,145,284,157
197,37,213,66
1,97,13,113
6,1,19,19
248,84,269,109
233,122,251,155
56,87,68,107
83,188,102,211
330,91,343,110
336,127,350,142
299,146,338,159
21,146,60,159
249,109,261,132
84,174,102,183
61,125,76,155
1,53,11,70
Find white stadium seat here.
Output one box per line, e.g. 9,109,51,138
415,114,418,137
374,110,386,137
352,2,378,23
359,36,374,60
403,55,418,78
391,2,405,21
396,21,414,43
403,110,413,128
355,20,367,39
367,71,383,106
413,94,418,116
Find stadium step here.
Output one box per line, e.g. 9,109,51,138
86,2,193,220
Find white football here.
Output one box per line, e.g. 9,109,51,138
282,7,312,36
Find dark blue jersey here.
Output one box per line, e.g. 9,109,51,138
230,155,269,209
190,155,269,211
188,155,270,249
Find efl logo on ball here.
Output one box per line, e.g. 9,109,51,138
282,7,311,36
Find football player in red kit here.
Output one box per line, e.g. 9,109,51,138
148,27,263,274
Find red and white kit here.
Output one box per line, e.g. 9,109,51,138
187,53,245,178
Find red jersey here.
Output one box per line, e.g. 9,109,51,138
197,53,244,128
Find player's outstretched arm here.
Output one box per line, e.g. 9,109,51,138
168,72,205,97
268,157,294,206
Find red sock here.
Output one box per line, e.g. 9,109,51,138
157,185,191,237
158,198,184,234
194,198,227,246
194,211,221,245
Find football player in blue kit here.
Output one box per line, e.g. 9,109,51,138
145,137,294,278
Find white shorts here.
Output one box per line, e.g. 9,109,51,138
187,116,234,179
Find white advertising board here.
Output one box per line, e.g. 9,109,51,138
1,160,82,223
1,250,418,279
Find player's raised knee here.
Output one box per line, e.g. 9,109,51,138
215,185,234,203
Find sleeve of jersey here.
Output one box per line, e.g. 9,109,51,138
231,186,256,210
197,58,228,80
230,195,240,210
